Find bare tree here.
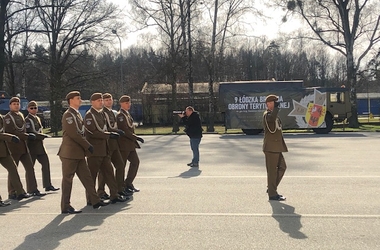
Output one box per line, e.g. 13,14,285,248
33,0,122,134
279,0,380,127
0,0,36,93
180,0,197,106
199,0,253,131
130,0,187,132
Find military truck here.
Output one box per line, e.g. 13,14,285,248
219,80,352,134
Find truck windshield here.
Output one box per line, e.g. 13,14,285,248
330,92,345,103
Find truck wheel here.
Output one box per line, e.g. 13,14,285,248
242,129,263,135
312,113,333,134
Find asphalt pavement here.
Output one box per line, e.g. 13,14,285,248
0,132,380,249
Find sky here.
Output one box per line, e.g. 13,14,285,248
107,0,302,49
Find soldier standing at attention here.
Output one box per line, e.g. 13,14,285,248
58,91,108,214
117,95,144,194
97,93,130,199
263,94,288,201
4,97,45,198
0,114,30,203
25,101,59,192
84,93,127,204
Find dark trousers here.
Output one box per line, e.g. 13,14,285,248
97,149,125,195
1,155,26,195
87,156,119,201
120,150,140,186
60,157,100,211
10,153,38,194
31,153,52,188
264,152,287,197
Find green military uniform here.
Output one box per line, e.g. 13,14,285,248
97,106,126,195
116,108,140,188
25,112,54,189
0,115,28,198
4,109,39,194
84,104,120,201
58,104,102,212
263,95,288,199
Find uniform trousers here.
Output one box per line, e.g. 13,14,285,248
97,148,125,195
87,156,119,201
10,153,38,194
60,157,100,211
31,153,52,188
264,151,287,197
120,150,140,186
1,155,26,195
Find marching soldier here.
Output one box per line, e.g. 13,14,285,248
58,91,108,214
4,97,45,198
97,93,130,199
0,114,30,203
263,94,288,201
25,101,59,192
84,93,127,204
116,95,144,193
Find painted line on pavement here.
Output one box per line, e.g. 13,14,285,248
2,212,380,218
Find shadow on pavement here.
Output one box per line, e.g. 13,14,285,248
171,167,202,179
13,203,131,250
269,201,307,239
0,195,48,214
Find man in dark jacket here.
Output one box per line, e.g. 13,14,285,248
179,106,202,167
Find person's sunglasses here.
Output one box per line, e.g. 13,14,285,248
29,107,38,110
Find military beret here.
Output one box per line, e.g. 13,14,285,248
90,93,102,101
9,97,20,104
265,94,278,103
28,101,38,108
119,95,131,103
102,93,112,99
65,91,80,101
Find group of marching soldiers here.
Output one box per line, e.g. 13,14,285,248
59,91,143,214
0,91,143,214
0,97,59,207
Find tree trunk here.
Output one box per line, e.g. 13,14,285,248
171,52,179,133
49,58,64,135
346,51,359,128
49,78,64,136
187,0,194,106
0,0,9,89
207,0,218,133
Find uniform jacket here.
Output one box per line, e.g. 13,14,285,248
116,109,140,151
181,111,203,138
4,111,30,155
58,107,91,159
0,115,16,158
103,107,119,151
84,107,110,157
262,107,288,152
25,113,47,155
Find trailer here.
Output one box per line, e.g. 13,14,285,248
219,80,352,134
